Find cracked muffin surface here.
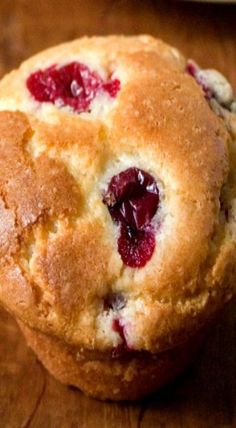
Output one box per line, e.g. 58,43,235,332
0,35,235,366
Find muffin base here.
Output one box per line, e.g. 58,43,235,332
18,321,207,401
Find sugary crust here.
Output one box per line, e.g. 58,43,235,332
0,36,235,355
18,320,206,401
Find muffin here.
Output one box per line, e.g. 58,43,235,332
0,36,235,401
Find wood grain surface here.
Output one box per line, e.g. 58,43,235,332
0,1,235,427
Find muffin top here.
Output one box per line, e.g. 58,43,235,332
0,35,235,354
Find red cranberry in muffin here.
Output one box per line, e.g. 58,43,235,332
103,167,159,267
27,62,120,113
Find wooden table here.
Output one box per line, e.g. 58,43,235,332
0,1,235,427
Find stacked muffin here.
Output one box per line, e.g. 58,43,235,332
0,36,235,400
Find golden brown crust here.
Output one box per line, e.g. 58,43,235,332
0,36,235,358
18,320,206,401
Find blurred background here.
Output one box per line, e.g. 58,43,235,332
0,0,235,89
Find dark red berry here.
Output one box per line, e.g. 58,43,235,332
27,62,120,113
118,224,156,268
103,293,126,311
111,318,131,357
112,318,127,344
103,167,159,267
103,167,159,229
186,60,213,99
